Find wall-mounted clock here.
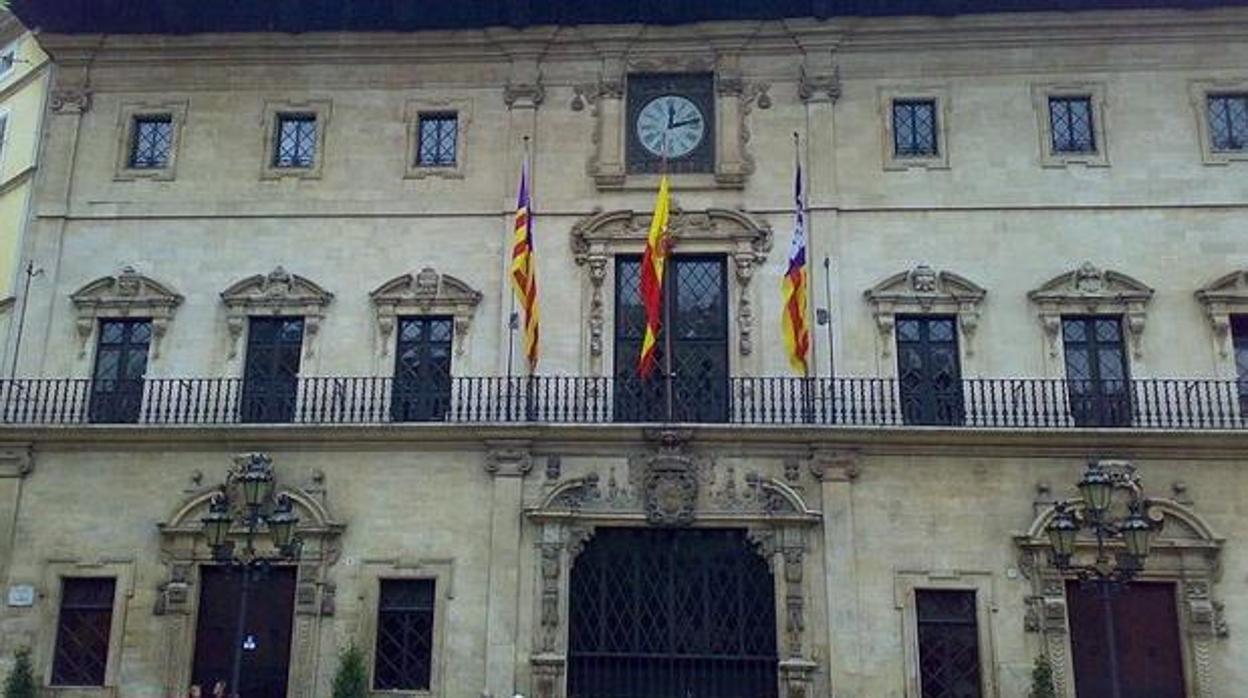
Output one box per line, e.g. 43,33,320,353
626,73,715,174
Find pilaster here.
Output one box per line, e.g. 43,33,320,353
0,445,32,586
809,448,860,694
482,442,534,698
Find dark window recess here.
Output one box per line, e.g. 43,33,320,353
1067,581,1186,698
89,318,150,424
916,589,982,698
1062,316,1132,427
192,566,296,698
128,115,174,168
568,528,778,698
416,113,458,167
391,316,453,422
374,579,436,691
273,113,317,168
1207,93,1248,152
1049,96,1096,154
241,317,304,423
896,315,964,426
614,255,728,423
892,99,938,157
1233,316,1248,416
51,577,115,687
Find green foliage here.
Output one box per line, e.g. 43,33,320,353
3,647,36,698
1029,654,1057,698
331,644,369,698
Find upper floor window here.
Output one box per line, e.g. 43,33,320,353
241,316,304,423
1062,315,1132,427
896,315,963,426
374,579,436,691
916,589,982,698
89,318,151,424
273,113,318,168
391,316,453,423
416,113,458,167
1207,93,1248,152
1233,315,1248,412
1049,96,1096,154
128,115,174,169
52,577,116,687
892,99,939,158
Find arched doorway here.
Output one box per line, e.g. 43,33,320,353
566,527,778,698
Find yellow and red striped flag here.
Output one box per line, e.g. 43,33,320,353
638,174,672,379
510,157,539,372
782,158,811,376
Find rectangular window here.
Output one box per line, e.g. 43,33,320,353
241,317,304,423
51,577,116,687
416,113,458,167
916,589,982,698
1049,96,1096,153
273,113,318,168
128,115,174,169
1233,315,1248,415
1207,93,1248,152
892,99,939,157
896,315,963,426
374,579,435,691
391,316,453,422
1062,316,1132,427
89,318,151,424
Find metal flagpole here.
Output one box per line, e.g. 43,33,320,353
822,256,835,378
505,138,528,382
661,135,674,422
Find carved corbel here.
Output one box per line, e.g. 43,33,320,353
76,317,95,358
1208,310,1231,358
51,88,92,114
1040,311,1062,358
484,443,533,478
733,252,758,356
303,315,322,358
958,306,980,358
587,255,608,357
504,82,545,110
874,310,896,358
808,449,860,483
376,314,396,356
1126,307,1147,359
798,65,841,104
226,316,246,358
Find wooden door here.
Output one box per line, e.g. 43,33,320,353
192,566,296,698
1067,581,1186,698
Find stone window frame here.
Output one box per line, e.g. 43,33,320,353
1031,82,1110,168
259,99,331,180
893,569,999,698
404,99,472,180
36,560,135,697
1189,79,1248,165
220,266,334,361
69,266,184,366
356,558,455,698
369,267,483,364
113,99,189,181
1195,269,1248,375
878,85,951,171
863,265,987,373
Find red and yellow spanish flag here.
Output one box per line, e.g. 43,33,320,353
638,174,672,379
510,158,539,372
782,159,811,376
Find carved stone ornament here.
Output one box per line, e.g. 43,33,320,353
643,454,700,527
1195,269,1248,360
798,65,841,104
221,266,334,359
71,266,184,359
571,207,772,369
370,267,483,357
864,265,987,359
51,88,92,114
1028,262,1154,360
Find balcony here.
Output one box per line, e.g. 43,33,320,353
0,376,1243,430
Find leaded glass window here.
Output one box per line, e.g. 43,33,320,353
893,99,939,157
52,577,115,687
273,113,318,168
1062,315,1132,427
374,579,435,691
1049,96,1096,153
241,317,304,423
128,115,173,169
1207,93,1248,152
417,113,458,167
916,589,982,698
392,316,453,422
89,318,151,424
1233,316,1248,415
896,315,963,426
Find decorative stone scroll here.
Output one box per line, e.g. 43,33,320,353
370,267,483,357
220,266,334,358
1028,262,1154,359
1195,269,1248,361
571,207,772,369
864,265,987,359
71,266,184,359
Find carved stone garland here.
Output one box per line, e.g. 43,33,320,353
863,264,987,360
1028,262,1154,360
370,267,483,357
1195,269,1248,363
1016,497,1225,698
570,208,773,372
70,266,184,359
220,266,334,358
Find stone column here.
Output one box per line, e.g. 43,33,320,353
483,443,533,698
0,446,32,585
810,449,860,695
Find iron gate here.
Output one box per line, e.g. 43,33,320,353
567,528,778,698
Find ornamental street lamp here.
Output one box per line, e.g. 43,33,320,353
201,453,301,698
1045,460,1162,698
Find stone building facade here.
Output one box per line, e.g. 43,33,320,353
0,2,1246,697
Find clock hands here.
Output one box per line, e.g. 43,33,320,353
666,100,675,129
670,116,701,129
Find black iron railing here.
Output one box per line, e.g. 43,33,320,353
0,376,1243,429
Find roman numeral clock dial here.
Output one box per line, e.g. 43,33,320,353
636,95,706,159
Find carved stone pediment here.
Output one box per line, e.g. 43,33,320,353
71,266,184,358
1196,269,1248,358
1028,262,1154,359
864,265,987,358
221,266,333,358
370,267,483,357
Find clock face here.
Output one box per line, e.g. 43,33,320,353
636,95,706,159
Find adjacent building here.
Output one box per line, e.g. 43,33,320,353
0,2,1247,697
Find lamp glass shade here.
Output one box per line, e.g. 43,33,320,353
202,509,232,549
1078,468,1115,513
1121,512,1155,559
240,469,274,507
1047,511,1079,559
268,510,298,550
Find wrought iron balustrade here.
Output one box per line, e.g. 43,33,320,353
0,376,1242,430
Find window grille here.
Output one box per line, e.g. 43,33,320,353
896,315,964,426
1062,315,1132,427
892,99,939,157
89,318,151,424
916,589,982,698
417,113,458,167
1208,93,1248,152
273,113,318,168
51,577,115,687
374,579,435,690
391,316,453,422
1049,96,1096,153
128,115,174,168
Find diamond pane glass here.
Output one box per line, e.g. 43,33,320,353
916,589,981,698
374,579,435,690
129,115,173,169
52,578,115,687
1234,317,1248,412
273,114,317,168
1062,316,1131,426
893,99,938,157
241,317,304,423
392,316,453,422
90,319,151,424
417,113,458,167
1208,94,1248,152
896,315,963,426
1049,96,1096,154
